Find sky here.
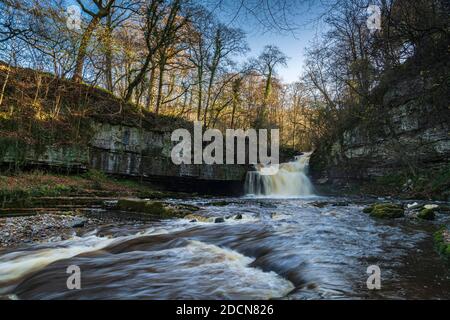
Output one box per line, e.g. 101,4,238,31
244,27,319,83
66,0,325,84
208,1,326,84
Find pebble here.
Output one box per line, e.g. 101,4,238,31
0,214,99,248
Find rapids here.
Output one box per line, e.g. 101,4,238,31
0,197,449,300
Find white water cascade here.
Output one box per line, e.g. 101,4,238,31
244,152,314,197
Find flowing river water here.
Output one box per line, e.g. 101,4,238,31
0,155,449,300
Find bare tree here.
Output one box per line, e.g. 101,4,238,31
72,0,116,82
254,45,288,127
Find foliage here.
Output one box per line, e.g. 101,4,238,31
434,227,450,263
0,171,157,208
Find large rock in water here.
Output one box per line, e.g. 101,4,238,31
417,208,436,220
363,203,405,219
115,199,199,218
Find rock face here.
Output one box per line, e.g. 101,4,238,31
310,74,450,186
88,123,247,194
0,122,247,195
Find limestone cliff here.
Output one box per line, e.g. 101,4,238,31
310,67,450,199
0,64,247,194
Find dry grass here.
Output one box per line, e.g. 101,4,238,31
0,170,154,205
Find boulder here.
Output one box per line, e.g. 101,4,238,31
184,214,210,223
209,201,231,207
116,199,182,218
407,202,421,210
417,208,435,221
69,218,87,228
363,203,405,219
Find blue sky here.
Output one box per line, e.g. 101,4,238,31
243,27,319,83
209,1,326,83
67,0,324,83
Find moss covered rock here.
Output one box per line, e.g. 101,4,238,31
363,205,375,214
417,208,436,220
434,227,450,263
363,203,404,219
116,199,187,218
184,214,211,223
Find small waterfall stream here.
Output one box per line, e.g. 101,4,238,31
244,152,314,197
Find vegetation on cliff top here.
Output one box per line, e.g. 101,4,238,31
0,62,192,140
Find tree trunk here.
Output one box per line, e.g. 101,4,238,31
72,16,101,82
104,12,114,91
196,67,203,121
145,63,156,111
125,54,152,102
155,55,167,114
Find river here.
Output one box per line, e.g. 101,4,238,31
0,155,449,300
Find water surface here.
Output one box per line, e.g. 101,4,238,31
1,196,448,300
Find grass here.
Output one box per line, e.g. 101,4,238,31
0,170,158,208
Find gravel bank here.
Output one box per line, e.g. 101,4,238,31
0,213,101,248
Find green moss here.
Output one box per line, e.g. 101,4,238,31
417,208,436,220
82,169,108,182
364,203,404,219
434,227,450,263
116,199,185,218
0,183,79,208
363,205,374,213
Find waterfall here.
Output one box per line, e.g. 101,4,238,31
244,152,314,197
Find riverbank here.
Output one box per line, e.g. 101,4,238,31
313,164,450,202
0,170,200,248
0,170,190,209
0,212,101,247
1,196,449,300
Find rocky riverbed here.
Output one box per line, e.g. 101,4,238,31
0,213,101,248
0,196,449,300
